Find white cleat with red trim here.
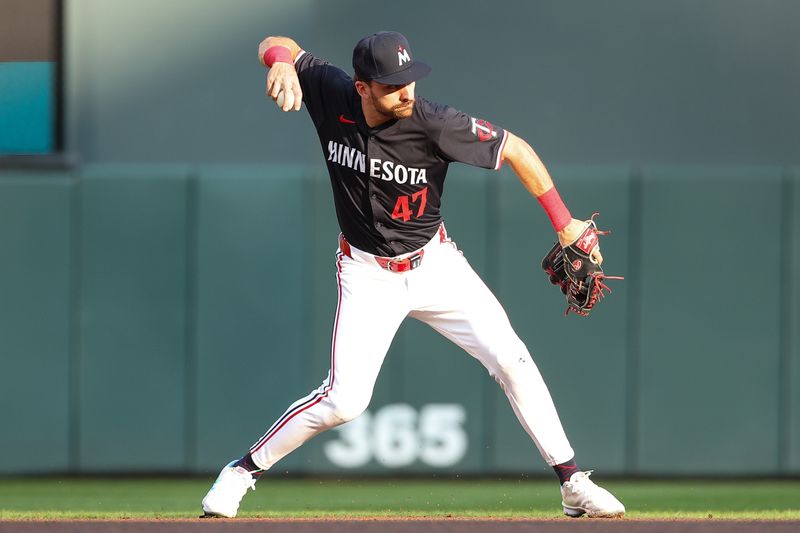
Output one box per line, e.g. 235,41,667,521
560,471,625,518
201,460,256,518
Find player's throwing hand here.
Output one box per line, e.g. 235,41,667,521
258,37,302,112
266,62,302,112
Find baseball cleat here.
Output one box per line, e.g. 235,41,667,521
201,460,257,518
560,470,625,518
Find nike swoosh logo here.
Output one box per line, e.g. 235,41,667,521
339,114,356,124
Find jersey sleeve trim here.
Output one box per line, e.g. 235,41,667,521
494,129,509,171
294,50,306,64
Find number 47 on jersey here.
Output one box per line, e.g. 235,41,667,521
391,186,428,222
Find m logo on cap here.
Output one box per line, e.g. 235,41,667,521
353,32,431,84
398,46,411,66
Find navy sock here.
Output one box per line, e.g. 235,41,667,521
234,453,264,479
553,458,580,485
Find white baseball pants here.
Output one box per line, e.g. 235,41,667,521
249,226,574,468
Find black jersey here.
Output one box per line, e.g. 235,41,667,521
295,51,509,257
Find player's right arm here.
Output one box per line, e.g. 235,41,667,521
257,36,303,112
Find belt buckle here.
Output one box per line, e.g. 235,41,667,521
383,249,424,272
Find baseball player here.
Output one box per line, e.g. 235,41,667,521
201,31,625,519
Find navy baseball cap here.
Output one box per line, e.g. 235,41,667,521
352,31,431,85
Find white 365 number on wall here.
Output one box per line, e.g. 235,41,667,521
323,403,467,468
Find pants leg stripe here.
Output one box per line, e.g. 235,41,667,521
249,252,345,455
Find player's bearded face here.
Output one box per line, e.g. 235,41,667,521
367,81,416,120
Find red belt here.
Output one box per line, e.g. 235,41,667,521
374,250,425,272
339,234,426,272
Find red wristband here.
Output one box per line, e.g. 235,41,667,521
537,187,572,232
263,45,292,67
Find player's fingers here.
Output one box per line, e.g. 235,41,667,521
278,80,291,109
266,73,280,100
270,73,287,99
270,78,284,99
281,89,295,112
292,86,303,111
591,247,604,265
281,79,301,111
271,64,295,96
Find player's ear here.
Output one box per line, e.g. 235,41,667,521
354,80,370,98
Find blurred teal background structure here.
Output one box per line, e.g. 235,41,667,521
1,0,798,477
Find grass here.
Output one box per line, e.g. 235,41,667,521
0,477,799,520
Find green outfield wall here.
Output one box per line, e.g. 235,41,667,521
0,165,797,476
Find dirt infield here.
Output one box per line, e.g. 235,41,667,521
3,520,800,533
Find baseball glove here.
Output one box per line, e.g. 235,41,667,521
541,215,622,317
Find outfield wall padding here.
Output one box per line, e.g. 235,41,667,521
0,165,797,476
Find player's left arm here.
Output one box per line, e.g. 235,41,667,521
501,132,602,264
